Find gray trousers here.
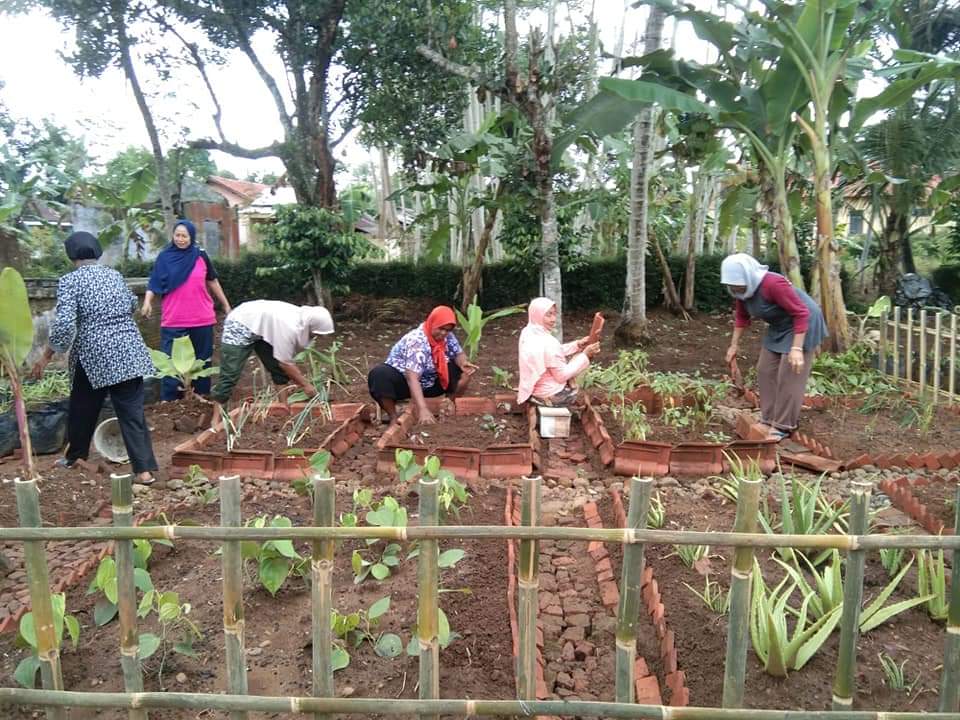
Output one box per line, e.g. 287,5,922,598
757,347,815,431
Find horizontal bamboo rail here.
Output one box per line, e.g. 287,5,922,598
0,525,957,550
2,689,959,718
4,474,959,719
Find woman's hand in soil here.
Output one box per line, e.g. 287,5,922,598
30,354,51,380
724,344,738,365
788,347,804,374
303,383,319,397
418,406,437,425
461,361,479,376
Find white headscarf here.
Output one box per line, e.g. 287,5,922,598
720,253,769,300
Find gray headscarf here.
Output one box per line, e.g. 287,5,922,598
720,253,769,300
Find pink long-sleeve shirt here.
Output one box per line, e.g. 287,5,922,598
734,273,810,334
529,340,590,400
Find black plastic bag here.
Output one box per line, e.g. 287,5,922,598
26,400,69,455
894,273,956,312
0,412,17,457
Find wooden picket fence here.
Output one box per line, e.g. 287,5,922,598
878,308,959,404
0,473,959,719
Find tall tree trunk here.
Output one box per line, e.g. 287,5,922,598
877,209,909,295
652,233,689,319
901,229,917,274
805,114,850,351
771,172,804,289
112,4,174,237
682,176,701,311
378,147,398,244
751,211,762,257
616,5,666,345
460,183,504,312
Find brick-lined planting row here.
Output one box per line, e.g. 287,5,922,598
172,401,370,480
582,501,668,706
0,493,209,634
878,473,959,536
505,489,623,707
376,396,533,479
847,451,960,473
609,490,691,707
582,397,778,476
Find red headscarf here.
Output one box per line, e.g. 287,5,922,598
422,306,457,390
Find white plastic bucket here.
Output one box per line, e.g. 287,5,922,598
93,418,129,464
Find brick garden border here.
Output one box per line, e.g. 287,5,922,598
171,401,371,480
583,397,779,477
877,473,959,536
376,395,533,480
608,489,691,707
0,491,230,634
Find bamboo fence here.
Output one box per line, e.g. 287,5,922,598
2,474,959,719
879,307,958,404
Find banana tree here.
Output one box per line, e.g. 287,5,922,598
0,267,37,480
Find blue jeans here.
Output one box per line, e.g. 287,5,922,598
160,325,215,400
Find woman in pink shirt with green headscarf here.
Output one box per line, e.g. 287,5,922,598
517,297,600,407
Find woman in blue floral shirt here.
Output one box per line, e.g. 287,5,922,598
367,306,477,424
31,232,158,484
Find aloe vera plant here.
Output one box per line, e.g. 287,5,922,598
775,551,931,631
759,475,849,564
749,559,843,677
917,549,950,621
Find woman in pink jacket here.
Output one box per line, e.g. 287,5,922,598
517,297,600,407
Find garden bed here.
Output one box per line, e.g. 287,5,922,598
376,396,534,480
632,484,948,711
0,481,515,719
170,401,370,480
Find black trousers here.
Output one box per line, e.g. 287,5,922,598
367,362,462,402
67,364,158,474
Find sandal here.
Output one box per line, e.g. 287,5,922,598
136,473,156,486
767,429,792,442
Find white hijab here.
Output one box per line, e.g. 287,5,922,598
720,253,769,299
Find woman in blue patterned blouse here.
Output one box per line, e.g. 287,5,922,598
367,306,478,424
31,232,159,484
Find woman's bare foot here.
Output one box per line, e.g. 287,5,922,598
136,471,156,485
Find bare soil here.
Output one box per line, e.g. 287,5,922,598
202,413,343,455
395,411,531,451
1,303,955,716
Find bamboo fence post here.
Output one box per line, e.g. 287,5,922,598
939,481,960,712
920,309,928,396
893,306,901,382
721,471,762,708
615,476,654,703
15,478,66,720
417,474,440,720
950,313,957,404
518,475,542,701
879,311,888,379
907,307,914,386
832,480,872,710
111,474,147,720
311,474,335,720
933,312,943,403
219,476,248,720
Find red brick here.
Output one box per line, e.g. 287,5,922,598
641,566,653,586
595,557,612,574
889,454,909,468
600,582,620,607
660,629,675,658
845,453,871,470
780,452,842,474
635,657,650,678
666,670,686,695
552,556,575,568
582,502,599,520
597,569,615,583
663,648,678,673
923,453,941,471
634,674,662,705
906,454,926,469
650,602,664,625
736,413,769,441
671,687,690,707
587,540,605,556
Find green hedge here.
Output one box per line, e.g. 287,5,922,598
118,252,303,305
119,251,839,316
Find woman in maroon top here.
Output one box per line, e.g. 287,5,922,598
721,253,828,441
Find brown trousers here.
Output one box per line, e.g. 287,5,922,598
757,347,814,431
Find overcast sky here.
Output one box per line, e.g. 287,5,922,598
0,2,728,181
